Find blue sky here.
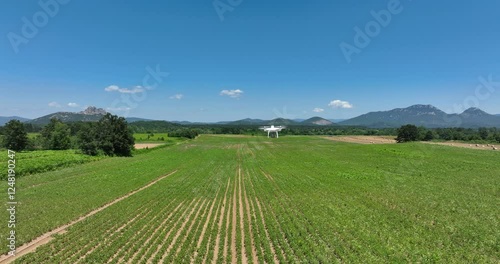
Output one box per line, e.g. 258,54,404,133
1,0,500,122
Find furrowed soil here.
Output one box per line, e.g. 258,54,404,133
323,135,397,144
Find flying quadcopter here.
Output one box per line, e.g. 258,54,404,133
259,125,286,138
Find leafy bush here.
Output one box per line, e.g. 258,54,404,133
396,124,419,143
169,129,199,139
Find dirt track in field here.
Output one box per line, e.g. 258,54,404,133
323,136,397,144
0,170,178,264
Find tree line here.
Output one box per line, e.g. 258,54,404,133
0,114,135,156
396,124,500,143
2,119,500,153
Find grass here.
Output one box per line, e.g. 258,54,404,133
2,135,499,263
0,136,184,179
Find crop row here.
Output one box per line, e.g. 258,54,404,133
6,135,500,263
17,143,295,263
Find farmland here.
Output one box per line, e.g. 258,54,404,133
0,150,101,179
1,135,499,263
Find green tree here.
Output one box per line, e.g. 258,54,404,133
396,124,419,143
478,127,489,140
3,120,29,151
98,114,135,156
77,123,100,156
41,119,72,150
77,114,135,156
423,130,435,141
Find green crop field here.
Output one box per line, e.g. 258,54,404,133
1,135,499,263
0,150,102,180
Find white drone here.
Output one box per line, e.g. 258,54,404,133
259,125,286,138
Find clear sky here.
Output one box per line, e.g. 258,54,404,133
1,0,500,122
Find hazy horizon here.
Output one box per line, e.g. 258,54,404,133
3,104,500,124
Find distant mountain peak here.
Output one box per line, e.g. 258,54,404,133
269,118,296,125
80,106,107,115
463,107,482,112
393,104,445,117
461,107,489,116
29,107,108,125
405,104,441,111
302,116,334,126
408,104,436,108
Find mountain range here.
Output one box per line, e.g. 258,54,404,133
0,107,152,126
1,105,500,128
338,105,500,128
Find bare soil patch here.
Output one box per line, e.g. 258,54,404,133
323,136,396,144
135,143,164,149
